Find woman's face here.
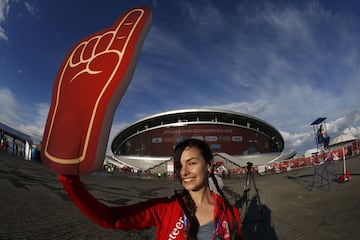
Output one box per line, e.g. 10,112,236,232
179,146,209,191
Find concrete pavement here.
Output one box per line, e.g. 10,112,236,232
1,150,360,240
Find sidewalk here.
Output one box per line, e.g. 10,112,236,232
1,150,360,239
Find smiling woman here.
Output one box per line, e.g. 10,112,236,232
59,138,242,240
173,138,242,239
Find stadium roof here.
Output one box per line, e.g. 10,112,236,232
111,108,284,154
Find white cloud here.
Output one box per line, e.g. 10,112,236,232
0,87,21,124
1,0,359,157
120,1,360,156
0,0,9,41
26,102,49,141
327,109,360,137
344,126,360,137
0,87,48,143
24,1,36,16
180,0,225,35
281,107,360,154
281,130,312,150
203,100,271,118
107,121,129,155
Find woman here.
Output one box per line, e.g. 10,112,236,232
59,138,242,239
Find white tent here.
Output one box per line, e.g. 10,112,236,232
329,134,356,146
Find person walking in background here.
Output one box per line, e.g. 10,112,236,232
4,137,9,152
317,124,330,149
59,138,242,239
0,130,4,149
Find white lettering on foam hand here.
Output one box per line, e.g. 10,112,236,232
168,216,184,240
222,221,230,239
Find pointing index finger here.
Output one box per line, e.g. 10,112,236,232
109,7,152,53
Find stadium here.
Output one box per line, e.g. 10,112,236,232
107,109,295,175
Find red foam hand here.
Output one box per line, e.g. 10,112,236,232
41,7,152,175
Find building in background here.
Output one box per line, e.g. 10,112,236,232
110,109,291,175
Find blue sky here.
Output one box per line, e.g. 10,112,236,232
1,0,360,155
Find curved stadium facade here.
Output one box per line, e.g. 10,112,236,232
111,109,284,157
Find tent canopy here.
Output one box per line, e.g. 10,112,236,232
330,134,356,146
0,122,33,143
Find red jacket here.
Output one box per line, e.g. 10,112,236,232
59,175,242,240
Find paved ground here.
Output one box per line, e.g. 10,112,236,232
1,150,360,240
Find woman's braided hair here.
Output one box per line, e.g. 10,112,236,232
173,138,239,240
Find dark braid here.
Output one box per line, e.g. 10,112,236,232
184,190,200,239
210,173,240,240
175,190,199,240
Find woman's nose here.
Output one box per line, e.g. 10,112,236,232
180,165,188,176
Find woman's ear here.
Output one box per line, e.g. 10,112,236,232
208,162,214,173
